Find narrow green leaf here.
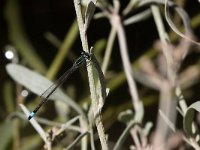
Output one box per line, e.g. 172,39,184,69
81,0,96,7
84,1,96,31
184,101,200,136
143,122,153,136
118,109,134,124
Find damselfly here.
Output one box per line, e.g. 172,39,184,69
28,51,91,120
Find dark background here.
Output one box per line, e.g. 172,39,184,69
0,0,200,149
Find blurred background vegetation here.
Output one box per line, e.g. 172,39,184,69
1,0,200,149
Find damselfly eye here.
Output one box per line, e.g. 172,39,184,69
85,54,90,60
81,51,90,60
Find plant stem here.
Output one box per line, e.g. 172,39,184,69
110,13,142,121
73,1,108,149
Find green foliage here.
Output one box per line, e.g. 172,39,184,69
2,0,200,149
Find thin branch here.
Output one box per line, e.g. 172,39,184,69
113,120,136,150
101,26,116,74
64,132,89,150
110,13,142,121
19,104,52,150
73,1,109,149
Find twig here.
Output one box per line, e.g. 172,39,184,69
101,26,116,74
64,132,89,150
124,9,152,26
19,104,52,150
113,120,136,150
73,1,109,149
110,12,142,120
151,5,176,149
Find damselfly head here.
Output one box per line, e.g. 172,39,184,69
81,51,91,60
